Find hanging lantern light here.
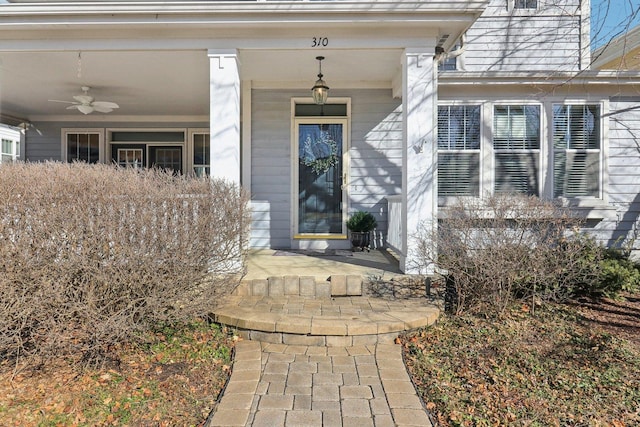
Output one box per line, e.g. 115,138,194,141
311,56,329,105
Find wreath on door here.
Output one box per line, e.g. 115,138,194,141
300,131,339,174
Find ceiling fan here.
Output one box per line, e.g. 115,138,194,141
49,86,119,114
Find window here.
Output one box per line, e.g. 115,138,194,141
493,105,540,195
65,131,101,163
150,146,182,174
437,105,481,196
117,148,143,168
438,55,457,72
553,104,601,198
1,138,19,163
514,0,537,9
192,133,210,177
438,44,460,72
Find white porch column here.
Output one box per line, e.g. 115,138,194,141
209,49,240,183
401,48,438,274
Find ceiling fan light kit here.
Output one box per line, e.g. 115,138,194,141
49,86,119,115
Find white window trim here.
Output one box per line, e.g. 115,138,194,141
61,128,105,163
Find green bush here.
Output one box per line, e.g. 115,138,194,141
346,211,377,232
0,162,250,367
592,248,640,297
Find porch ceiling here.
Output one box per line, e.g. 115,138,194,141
0,48,402,123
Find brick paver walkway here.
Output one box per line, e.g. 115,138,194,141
209,341,432,427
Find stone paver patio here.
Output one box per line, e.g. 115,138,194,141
208,249,439,426
209,341,433,427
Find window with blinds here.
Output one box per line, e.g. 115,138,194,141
493,105,540,195
437,105,481,196
552,104,600,198
514,0,537,9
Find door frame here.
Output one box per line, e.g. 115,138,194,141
290,98,351,241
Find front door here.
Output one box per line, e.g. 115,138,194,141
294,118,348,236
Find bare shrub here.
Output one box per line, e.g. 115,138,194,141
0,162,250,368
413,194,600,315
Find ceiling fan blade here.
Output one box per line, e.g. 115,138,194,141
73,95,94,104
77,105,94,115
92,105,114,113
48,99,76,104
92,101,119,109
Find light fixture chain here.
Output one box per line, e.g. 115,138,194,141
77,51,82,79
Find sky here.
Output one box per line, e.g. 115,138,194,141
591,0,640,49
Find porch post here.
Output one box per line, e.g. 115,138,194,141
401,48,437,274
208,49,240,184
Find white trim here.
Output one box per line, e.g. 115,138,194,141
438,71,640,86
0,1,490,18
580,0,590,69
35,115,208,123
241,80,252,191
209,49,241,184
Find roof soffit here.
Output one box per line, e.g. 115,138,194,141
0,1,489,31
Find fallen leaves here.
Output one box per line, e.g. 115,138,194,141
0,323,234,426
402,298,640,426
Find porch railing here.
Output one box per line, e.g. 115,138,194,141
386,195,404,257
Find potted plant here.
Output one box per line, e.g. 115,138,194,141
346,211,377,252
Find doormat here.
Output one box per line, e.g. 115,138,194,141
273,249,353,257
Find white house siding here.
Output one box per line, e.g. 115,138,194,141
250,89,402,249
350,90,403,248
598,98,640,253
250,89,294,249
461,0,583,72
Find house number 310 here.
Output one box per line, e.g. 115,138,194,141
312,37,329,47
